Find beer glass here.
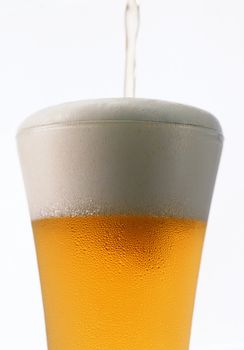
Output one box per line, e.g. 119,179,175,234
17,98,223,350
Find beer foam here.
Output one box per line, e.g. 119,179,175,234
17,99,223,221
18,98,223,135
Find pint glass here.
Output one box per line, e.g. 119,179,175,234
17,99,223,350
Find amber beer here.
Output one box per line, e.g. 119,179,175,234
17,99,223,350
33,215,205,350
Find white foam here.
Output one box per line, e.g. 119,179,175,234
18,98,223,135
17,99,223,220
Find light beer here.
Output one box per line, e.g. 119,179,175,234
33,215,206,350
18,98,223,350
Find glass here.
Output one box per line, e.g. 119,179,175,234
17,98,223,350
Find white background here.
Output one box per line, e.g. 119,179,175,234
0,0,243,349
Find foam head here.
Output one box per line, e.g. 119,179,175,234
17,98,223,221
